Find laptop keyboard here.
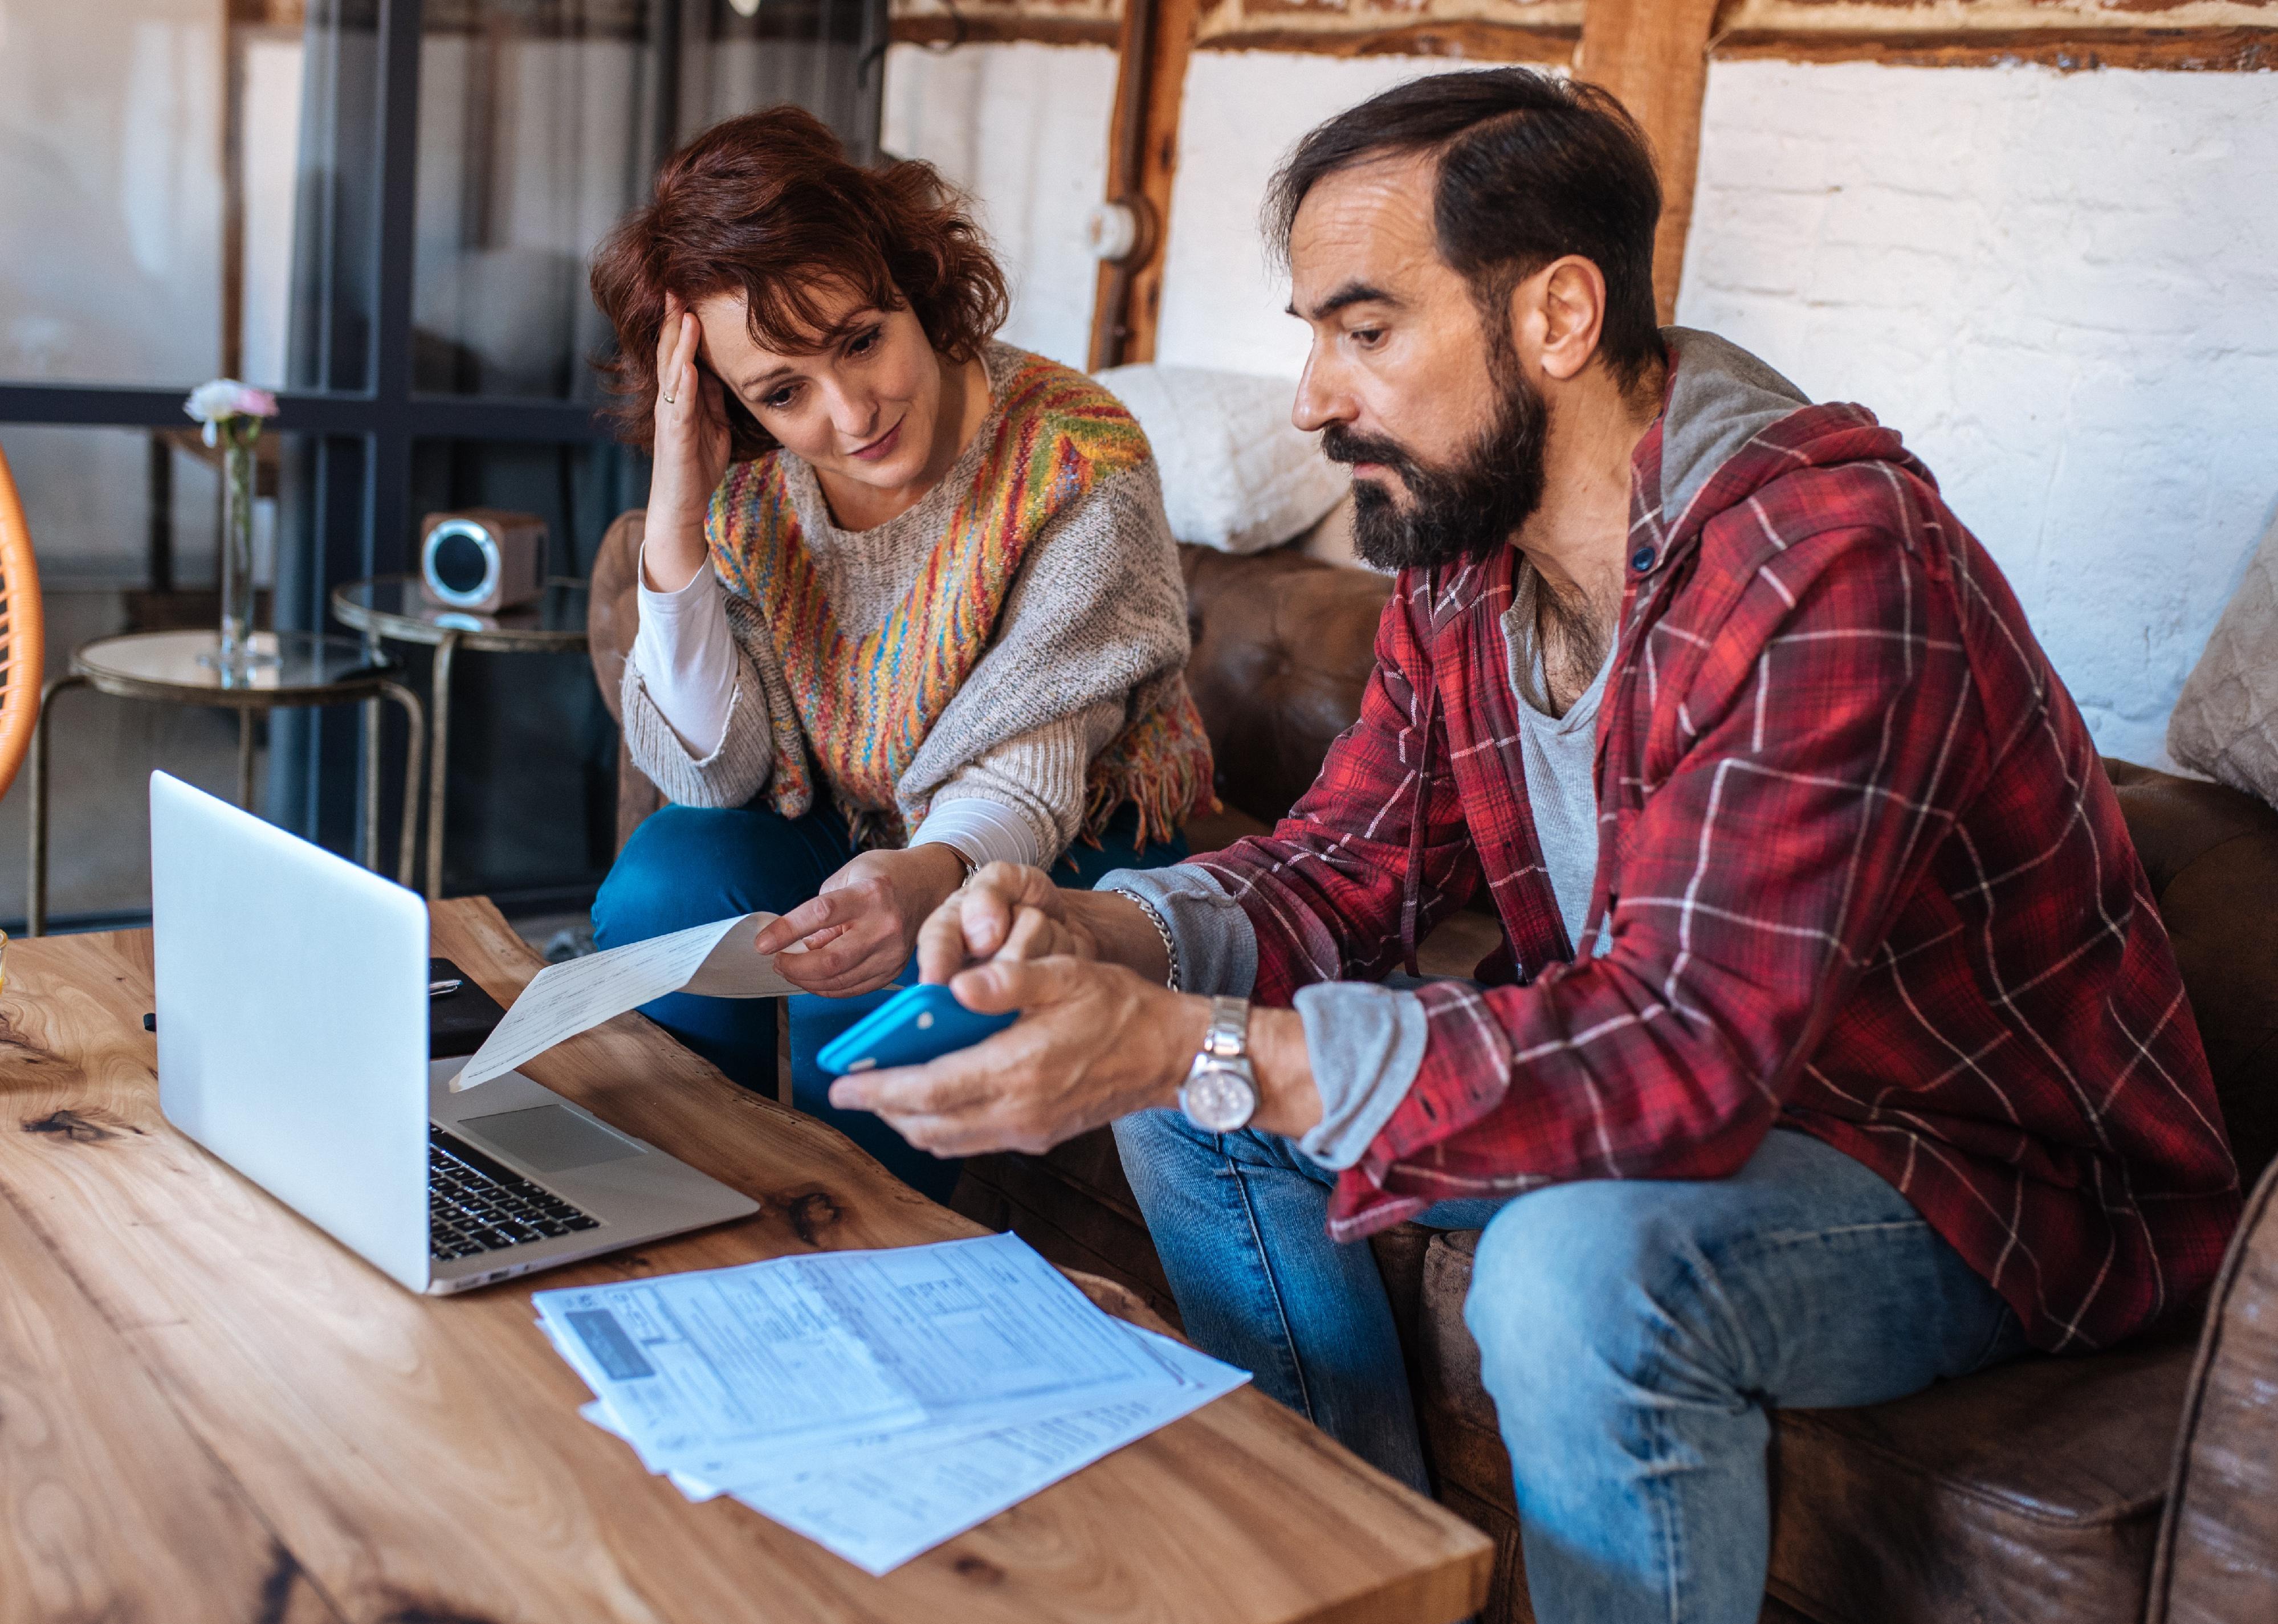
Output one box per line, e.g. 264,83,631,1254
429,1125,600,1262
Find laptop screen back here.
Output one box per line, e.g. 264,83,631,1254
150,772,430,1291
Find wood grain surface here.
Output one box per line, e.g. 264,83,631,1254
0,899,1490,1624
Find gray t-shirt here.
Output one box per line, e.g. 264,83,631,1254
1102,593,1607,1170
1501,586,1611,957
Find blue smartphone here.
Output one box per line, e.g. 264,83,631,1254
815,982,1017,1076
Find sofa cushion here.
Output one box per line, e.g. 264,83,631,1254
1181,544,1395,825
1094,364,1346,553
2168,507,2278,809
2106,760,2278,1184
1418,1229,2195,1624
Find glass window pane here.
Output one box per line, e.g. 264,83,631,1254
413,2,669,399
0,427,312,927
273,0,385,395
239,10,313,391
0,0,382,394
0,0,226,386
411,0,887,399
397,436,642,896
695,0,886,162
0,422,293,593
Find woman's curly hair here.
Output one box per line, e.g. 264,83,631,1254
590,107,1010,460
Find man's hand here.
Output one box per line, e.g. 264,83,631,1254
915,862,1101,982
915,862,1172,985
753,844,968,998
829,953,1325,1157
829,956,1205,1156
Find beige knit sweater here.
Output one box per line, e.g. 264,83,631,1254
620,343,1192,861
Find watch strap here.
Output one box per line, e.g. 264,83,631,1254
1200,995,1249,1060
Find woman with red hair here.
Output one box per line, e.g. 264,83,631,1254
587,109,1210,1195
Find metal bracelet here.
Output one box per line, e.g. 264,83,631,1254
1112,888,1181,991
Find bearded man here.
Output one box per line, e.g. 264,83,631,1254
826,68,2240,1622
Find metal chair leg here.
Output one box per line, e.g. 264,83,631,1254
237,709,256,811
361,697,381,871
377,680,425,891
425,631,459,901
360,631,382,874
27,675,90,938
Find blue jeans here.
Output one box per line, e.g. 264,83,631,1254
593,795,1185,1202
1113,1115,2027,1623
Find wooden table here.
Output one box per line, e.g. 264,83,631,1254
0,899,1491,1624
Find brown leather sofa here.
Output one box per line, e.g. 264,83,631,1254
589,511,2278,1624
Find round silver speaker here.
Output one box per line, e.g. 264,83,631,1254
421,518,502,610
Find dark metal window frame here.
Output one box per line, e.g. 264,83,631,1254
0,0,639,922
4,0,887,927
0,0,623,573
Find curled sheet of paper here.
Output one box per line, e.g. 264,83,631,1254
451,911,806,1091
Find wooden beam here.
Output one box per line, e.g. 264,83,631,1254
1087,0,1201,369
907,0,2273,75
1577,0,1724,325
890,14,1121,48
1714,26,2278,73
1193,20,1575,63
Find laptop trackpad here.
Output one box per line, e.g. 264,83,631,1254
459,1104,643,1173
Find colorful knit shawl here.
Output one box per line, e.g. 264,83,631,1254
705,352,1216,851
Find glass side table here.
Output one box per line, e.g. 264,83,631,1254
29,629,425,936
330,575,589,901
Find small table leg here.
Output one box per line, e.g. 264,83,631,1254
28,676,91,939
237,709,256,811
361,632,383,873
425,630,461,901
377,680,426,891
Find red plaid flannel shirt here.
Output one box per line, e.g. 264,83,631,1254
1192,377,2240,1352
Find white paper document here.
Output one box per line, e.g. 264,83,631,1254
531,1233,1192,1470
578,1328,1248,1575
454,911,803,1090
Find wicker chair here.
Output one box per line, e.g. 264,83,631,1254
0,443,42,804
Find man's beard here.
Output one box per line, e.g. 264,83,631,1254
1323,361,1548,573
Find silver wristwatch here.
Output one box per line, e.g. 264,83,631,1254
1179,997,1259,1133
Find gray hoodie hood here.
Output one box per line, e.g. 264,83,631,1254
1656,328,1813,531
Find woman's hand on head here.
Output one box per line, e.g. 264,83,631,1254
642,295,733,592
751,843,971,998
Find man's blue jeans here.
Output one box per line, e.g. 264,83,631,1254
1113,1114,2027,1623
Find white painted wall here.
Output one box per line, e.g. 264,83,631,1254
882,40,1118,368
868,45,2278,764
1154,51,1510,377
1680,59,2278,766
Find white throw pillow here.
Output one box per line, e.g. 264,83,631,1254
2169,504,2278,809
1095,364,1347,554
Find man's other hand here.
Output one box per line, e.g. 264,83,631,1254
915,862,1101,983
829,956,1205,1157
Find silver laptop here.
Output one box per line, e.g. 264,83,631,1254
150,771,757,1295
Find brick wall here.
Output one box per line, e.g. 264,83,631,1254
883,44,2278,763
1680,59,2278,765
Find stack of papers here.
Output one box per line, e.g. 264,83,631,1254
533,1231,1248,1574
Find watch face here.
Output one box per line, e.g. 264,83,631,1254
1181,1063,1257,1133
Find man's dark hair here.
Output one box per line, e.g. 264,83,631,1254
1265,68,1664,387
